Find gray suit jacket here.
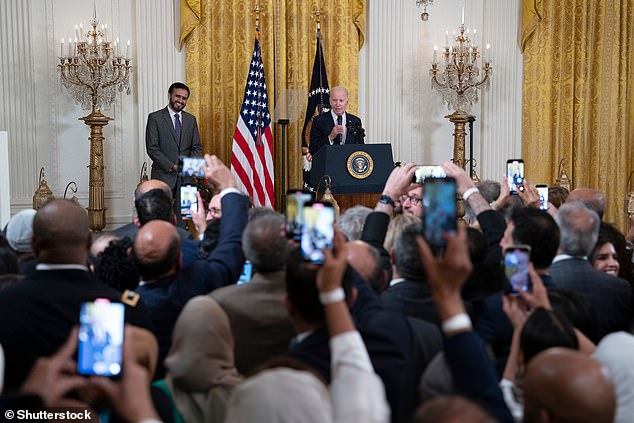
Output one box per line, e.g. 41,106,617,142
549,257,632,337
210,270,295,375
145,107,202,189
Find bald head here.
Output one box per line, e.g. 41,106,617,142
32,199,90,263
347,240,385,293
134,179,172,201
523,348,615,423
567,188,605,219
412,396,496,423
132,220,181,280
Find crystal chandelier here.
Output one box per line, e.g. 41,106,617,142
430,17,491,112
57,4,133,231
58,8,132,112
415,0,434,21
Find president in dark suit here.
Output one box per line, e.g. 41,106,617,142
308,86,364,157
146,82,203,190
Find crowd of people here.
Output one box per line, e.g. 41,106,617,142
0,154,633,423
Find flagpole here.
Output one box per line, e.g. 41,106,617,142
278,119,289,212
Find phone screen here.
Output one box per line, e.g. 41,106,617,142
422,177,457,248
78,299,124,377
180,185,198,219
286,190,315,241
537,185,549,210
504,247,531,294
412,165,447,184
237,261,253,285
506,160,525,194
300,202,335,264
179,157,206,178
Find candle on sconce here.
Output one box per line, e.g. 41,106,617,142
126,40,130,59
461,7,464,25
68,37,73,56
74,37,78,55
60,38,64,57
104,24,107,41
485,43,491,63
75,25,79,40
445,30,449,47
79,23,83,39
433,46,438,64
116,37,120,56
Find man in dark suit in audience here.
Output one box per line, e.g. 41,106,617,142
211,212,295,375
549,201,631,337
134,155,249,372
0,199,153,390
308,86,364,157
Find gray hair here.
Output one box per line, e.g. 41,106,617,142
394,223,425,280
337,206,372,241
555,201,600,257
242,212,287,272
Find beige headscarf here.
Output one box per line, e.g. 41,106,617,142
224,368,332,423
165,296,242,423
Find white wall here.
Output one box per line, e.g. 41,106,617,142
0,0,184,230
358,0,523,181
0,0,522,228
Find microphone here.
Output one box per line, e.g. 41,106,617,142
335,115,342,144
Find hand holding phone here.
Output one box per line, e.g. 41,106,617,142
504,245,532,294
506,159,525,195
178,157,206,178
422,177,457,249
78,299,125,377
285,190,315,241
180,185,198,219
536,184,549,210
412,165,447,184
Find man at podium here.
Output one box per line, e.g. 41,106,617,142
308,86,365,157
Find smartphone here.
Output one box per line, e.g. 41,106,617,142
237,261,253,285
300,201,335,264
412,165,447,184
180,185,198,219
422,177,457,249
78,299,125,377
506,159,525,194
536,184,548,210
504,245,532,294
285,189,316,241
178,157,206,178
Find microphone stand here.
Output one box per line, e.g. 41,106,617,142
277,119,289,212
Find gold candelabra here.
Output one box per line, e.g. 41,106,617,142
58,4,132,231
430,12,491,170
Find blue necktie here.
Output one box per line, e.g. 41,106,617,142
174,114,182,144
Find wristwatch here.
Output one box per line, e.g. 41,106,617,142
378,194,395,207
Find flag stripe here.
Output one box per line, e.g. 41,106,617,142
230,36,275,207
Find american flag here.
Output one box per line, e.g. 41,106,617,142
230,36,275,207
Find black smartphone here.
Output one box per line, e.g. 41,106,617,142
237,261,253,285
300,201,335,264
78,299,125,377
506,159,525,194
504,245,532,294
285,189,316,241
180,185,198,219
536,184,548,210
178,157,206,178
412,165,447,184
422,177,457,249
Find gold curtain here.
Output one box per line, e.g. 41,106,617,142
521,0,634,228
180,0,365,207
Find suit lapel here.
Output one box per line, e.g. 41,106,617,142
161,108,180,147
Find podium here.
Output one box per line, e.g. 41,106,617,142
310,144,394,210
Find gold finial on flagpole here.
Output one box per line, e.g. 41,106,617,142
312,5,323,31
253,0,263,33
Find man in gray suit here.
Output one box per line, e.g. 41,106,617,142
145,82,203,191
211,212,295,375
549,201,631,337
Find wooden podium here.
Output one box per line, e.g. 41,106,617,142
310,144,394,210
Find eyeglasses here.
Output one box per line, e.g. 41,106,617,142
401,195,422,206
207,207,222,217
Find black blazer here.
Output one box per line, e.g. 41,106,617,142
308,111,363,157
0,269,153,390
549,257,632,337
381,279,441,324
145,107,202,189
